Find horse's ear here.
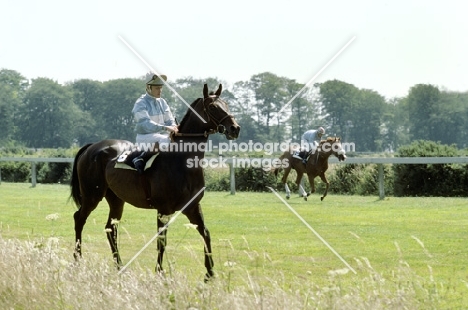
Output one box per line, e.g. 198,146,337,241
203,84,209,98
215,84,223,97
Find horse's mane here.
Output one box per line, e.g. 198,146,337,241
177,92,218,127
178,98,202,127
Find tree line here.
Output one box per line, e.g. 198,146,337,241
1,68,467,152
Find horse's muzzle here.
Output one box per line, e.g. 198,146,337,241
338,154,347,162
225,125,240,140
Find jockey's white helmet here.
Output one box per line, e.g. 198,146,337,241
145,72,167,86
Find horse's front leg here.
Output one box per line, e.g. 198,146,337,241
185,204,214,281
199,224,214,282
156,218,168,274
318,173,329,201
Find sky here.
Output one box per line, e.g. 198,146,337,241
1,0,467,99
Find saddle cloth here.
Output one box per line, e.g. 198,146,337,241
114,150,159,171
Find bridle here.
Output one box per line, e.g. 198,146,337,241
172,96,234,139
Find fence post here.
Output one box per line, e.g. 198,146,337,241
378,163,384,199
31,162,37,188
229,158,235,195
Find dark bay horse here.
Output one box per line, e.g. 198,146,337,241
70,84,240,279
274,137,346,201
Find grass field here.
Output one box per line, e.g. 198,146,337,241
1,182,467,309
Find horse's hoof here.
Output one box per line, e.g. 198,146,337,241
155,265,166,277
304,196,308,201
73,251,81,261
114,261,123,270
286,196,290,200
204,271,215,283
320,197,324,201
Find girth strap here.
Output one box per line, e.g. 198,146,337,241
139,174,154,208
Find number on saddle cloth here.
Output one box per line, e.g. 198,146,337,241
117,150,132,163
117,149,146,169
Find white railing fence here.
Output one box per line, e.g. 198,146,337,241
1,156,467,199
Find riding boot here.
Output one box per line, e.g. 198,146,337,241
132,152,146,174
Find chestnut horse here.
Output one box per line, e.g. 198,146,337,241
274,137,346,201
70,84,240,280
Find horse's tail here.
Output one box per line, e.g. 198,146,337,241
70,143,93,209
272,164,282,177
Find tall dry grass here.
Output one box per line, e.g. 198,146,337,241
0,236,442,309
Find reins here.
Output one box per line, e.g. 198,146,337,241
172,129,217,138
171,96,233,139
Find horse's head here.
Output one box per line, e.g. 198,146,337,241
201,84,240,140
321,137,347,162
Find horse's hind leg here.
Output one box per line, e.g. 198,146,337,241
74,195,102,260
282,167,292,199
295,172,307,199
184,203,214,281
156,217,168,274
284,183,291,199
104,189,125,267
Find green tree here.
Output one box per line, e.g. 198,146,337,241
319,80,391,152
98,78,142,141
286,81,321,143
230,80,259,143
0,69,29,92
0,69,29,144
353,89,386,151
169,77,230,122
69,79,104,144
407,84,440,141
431,91,468,147
247,72,290,143
0,84,17,143
318,80,359,138
381,97,410,152
18,78,84,148
169,77,250,145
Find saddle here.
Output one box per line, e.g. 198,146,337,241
293,149,318,165
115,150,158,172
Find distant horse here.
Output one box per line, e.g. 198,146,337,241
273,137,346,201
70,84,240,280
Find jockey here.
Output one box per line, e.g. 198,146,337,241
131,72,178,173
292,127,325,163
